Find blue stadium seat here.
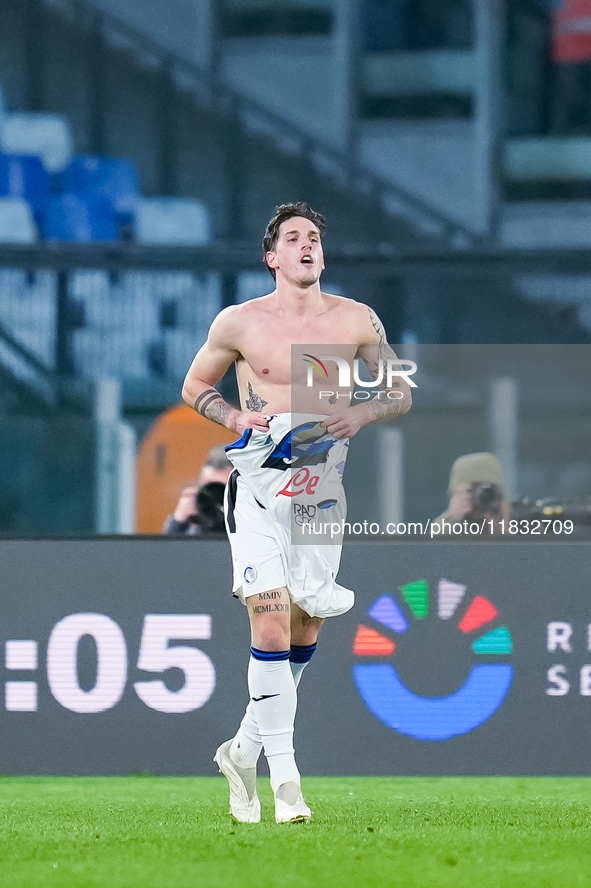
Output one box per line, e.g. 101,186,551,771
0,198,37,243
0,154,49,215
40,193,118,242
62,155,139,225
0,112,73,172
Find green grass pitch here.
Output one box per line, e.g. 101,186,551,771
0,776,590,887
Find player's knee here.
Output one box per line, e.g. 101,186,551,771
251,619,291,652
249,607,291,651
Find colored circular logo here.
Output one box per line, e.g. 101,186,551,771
244,566,258,585
352,578,514,741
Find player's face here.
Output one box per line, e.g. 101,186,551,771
266,216,324,287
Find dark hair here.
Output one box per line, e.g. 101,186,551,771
262,202,326,279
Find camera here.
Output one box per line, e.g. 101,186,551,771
194,481,226,533
464,482,503,522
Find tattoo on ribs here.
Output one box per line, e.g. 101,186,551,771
246,382,268,413
251,603,290,614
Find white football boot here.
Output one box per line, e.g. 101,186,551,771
214,740,261,823
274,781,312,824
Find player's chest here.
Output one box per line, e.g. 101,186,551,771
239,321,358,381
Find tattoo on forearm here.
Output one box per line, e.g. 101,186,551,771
251,603,290,614
194,388,220,413
246,382,268,413
367,392,412,420
205,400,234,427
193,388,234,427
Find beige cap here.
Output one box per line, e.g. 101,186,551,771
448,452,504,494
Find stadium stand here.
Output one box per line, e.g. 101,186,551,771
61,155,140,231
0,153,48,222
134,197,211,246
40,193,118,242
0,1,587,374
0,112,73,173
0,0,588,536
0,197,37,243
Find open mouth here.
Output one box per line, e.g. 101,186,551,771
301,255,314,265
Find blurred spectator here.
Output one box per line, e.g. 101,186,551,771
431,452,510,535
163,444,232,536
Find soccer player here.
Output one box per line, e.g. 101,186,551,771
182,202,411,823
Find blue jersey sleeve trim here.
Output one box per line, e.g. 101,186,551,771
225,429,252,451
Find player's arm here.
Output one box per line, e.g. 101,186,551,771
181,309,270,435
323,305,412,439
357,307,413,421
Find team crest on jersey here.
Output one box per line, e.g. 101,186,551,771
244,566,258,585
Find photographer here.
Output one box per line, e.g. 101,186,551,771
163,445,232,536
431,452,510,536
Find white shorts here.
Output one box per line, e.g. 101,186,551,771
223,414,354,619
225,471,288,601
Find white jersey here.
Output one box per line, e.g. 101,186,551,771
224,413,354,618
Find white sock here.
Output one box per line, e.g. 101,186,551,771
289,643,317,689
230,708,262,768
289,660,308,689
230,655,313,767
247,649,300,793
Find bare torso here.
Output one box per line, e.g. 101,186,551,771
231,291,375,415
182,277,410,441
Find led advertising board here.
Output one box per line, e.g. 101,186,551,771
0,540,589,775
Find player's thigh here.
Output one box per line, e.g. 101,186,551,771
290,601,325,646
247,586,292,651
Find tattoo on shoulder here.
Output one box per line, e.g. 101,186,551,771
246,382,268,413
369,307,387,343
363,308,412,419
368,307,393,365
